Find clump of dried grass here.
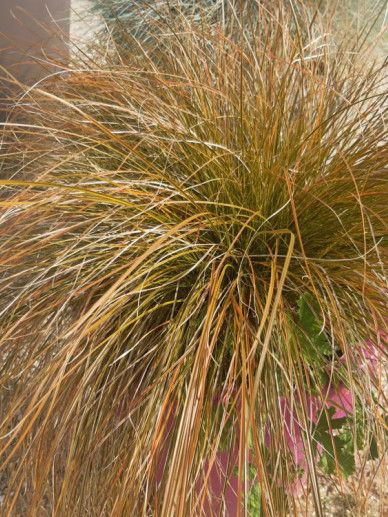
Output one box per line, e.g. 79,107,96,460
0,1,386,515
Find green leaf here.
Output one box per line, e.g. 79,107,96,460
337,447,356,477
369,435,379,460
297,293,332,356
314,409,357,477
247,466,262,517
293,293,333,375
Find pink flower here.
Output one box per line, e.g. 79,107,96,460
360,334,385,376
198,451,239,516
326,384,353,419
279,397,308,466
264,382,354,494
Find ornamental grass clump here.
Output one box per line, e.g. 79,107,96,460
0,1,387,515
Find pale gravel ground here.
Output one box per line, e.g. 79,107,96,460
70,0,101,45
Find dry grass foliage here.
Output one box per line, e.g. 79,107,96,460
0,1,387,515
